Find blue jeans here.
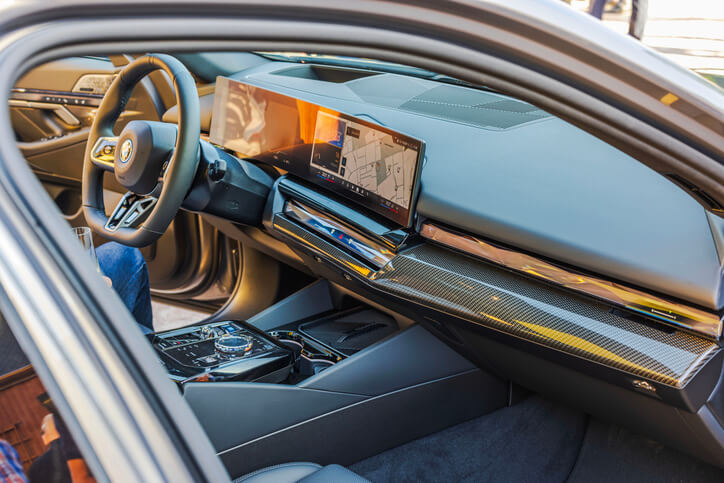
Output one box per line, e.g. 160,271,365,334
97,242,154,333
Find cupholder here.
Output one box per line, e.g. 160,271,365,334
270,330,341,377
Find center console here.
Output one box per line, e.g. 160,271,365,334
152,306,400,386
158,281,503,478
152,320,293,385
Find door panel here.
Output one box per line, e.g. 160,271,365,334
143,211,240,303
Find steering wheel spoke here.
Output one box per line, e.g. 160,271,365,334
90,136,118,171
105,192,157,232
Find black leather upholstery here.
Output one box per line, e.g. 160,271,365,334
235,462,369,483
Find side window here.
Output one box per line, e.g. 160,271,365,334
0,315,96,482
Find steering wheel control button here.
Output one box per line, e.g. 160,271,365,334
215,334,253,355
90,137,118,168
104,192,157,232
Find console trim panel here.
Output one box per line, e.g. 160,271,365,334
373,244,720,390
152,320,293,385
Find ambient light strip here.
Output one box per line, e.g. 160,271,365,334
419,223,722,340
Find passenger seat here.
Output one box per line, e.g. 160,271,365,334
235,462,369,482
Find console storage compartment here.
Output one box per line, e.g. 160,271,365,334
298,308,398,356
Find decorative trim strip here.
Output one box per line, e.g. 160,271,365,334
420,223,722,340
270,213,720,389
284,201,394,268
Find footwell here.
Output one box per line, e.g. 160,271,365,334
350,397,585,482
567,419,724,483
350,396,724,482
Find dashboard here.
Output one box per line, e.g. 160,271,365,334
191,61,724,341
176,60,724,316
209,77,424,227
189,59,724,410
178,58,724,468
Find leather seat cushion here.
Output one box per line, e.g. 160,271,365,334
235,462,369,483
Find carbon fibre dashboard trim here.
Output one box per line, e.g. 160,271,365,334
271,212,720,390
373,245,719,389
420,223,722,340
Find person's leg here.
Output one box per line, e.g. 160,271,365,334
588,0,606,19
628,0,648,40
96,242,153,332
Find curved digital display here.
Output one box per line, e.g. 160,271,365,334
209,77,424,226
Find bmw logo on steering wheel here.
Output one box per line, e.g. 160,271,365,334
119,139,133,163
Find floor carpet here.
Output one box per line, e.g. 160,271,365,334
350,396,724,482
350,396,587,483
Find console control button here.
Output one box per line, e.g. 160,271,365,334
200,325,224,339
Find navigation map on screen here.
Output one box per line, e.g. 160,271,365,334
310,111,419,214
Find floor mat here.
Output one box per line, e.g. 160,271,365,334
151,301,208,332
350,396,587,483
567,419,724,483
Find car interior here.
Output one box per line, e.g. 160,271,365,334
3,50,724,481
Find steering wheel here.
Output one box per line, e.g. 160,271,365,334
82,54,200,247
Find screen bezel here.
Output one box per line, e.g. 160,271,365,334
209,77,425,228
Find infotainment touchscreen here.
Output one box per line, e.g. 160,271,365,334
209,77,424,227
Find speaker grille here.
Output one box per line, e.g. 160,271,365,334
399,86,551,129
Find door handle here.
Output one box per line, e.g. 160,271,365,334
9,99,81,126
